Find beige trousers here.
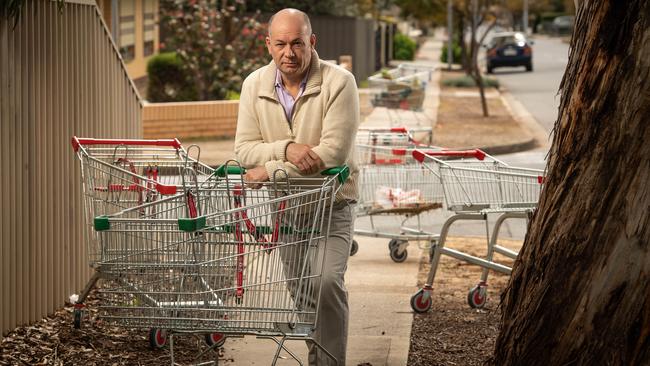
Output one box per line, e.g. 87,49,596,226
279,201,354,366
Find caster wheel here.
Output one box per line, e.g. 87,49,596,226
388,238,401,250
149,328,168,349
73,308,82,329
467,283,488,309
205,332,226,348
350,240,359,256
390,246,408,263
410,289,432,313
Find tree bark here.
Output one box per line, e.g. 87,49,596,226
455,7,469,73
468,0,491,117
492,1,650,365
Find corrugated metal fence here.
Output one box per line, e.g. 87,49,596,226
310,16,396,83
0,0,142,335
311,16,377,82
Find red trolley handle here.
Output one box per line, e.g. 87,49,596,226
358,126,409,133
412,149,486,163
389,127,408,133
71,136,182,152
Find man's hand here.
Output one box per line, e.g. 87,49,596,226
286,143,325,174
244,166,269,189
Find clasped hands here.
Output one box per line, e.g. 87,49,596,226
243,142,324,188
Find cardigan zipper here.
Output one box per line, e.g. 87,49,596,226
289,96,304,136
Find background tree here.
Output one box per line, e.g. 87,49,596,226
242,0,338,15
242,0,387,17
394,0,445,29
491,1,650,364
467,0,491,117
160,0,267,101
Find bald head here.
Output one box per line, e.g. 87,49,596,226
265,8,316,84
268,8,312,37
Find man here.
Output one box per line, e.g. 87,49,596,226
234,8,359,366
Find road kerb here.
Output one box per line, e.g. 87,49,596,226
500,89,551,149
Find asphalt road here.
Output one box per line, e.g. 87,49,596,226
489,36,570,132
485,35,572,172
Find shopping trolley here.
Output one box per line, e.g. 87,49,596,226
70,137,219,331
71,136,216,220
409,149,544,312
367,64,433,127
367,64,432,89
356,126,433,147
88,161,349,365
353,127,489,261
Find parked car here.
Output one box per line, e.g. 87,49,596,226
550,15,575,35
485,32,533,73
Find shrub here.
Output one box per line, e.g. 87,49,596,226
225,90,240,100
394,33,417,60
146,52,198,102
440,41,462,65
443,75,499,88
160,0,268,101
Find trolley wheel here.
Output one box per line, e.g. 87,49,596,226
205,332,226,348
149,328,168,349
73,308,82,329
388,238,401,250
350,240,359,256
467,283,488,309
390,246,408,263
410,289,432,313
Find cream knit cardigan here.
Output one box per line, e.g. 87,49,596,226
234,51,359,201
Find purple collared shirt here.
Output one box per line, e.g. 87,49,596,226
275,69,308,124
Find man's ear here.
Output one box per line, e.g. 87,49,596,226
310,34,316,48
265,36,272,53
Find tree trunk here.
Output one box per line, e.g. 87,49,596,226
469,0,489,117
455,9,469,73
470,66,489,117
492,1,650,365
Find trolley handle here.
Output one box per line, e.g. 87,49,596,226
215,165,245,177
412,149,486,163
321,166,350,184
358,126,408,133
215,165,350,184
71,136,182,152
155,183,177,195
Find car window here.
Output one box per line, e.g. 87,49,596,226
491,36,516,47
489,33,527,48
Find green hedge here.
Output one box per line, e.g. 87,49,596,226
146,52,198,102
394,33,417,61
443,75,499,88
440,41,462,65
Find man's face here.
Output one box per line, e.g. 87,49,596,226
266,16,316,80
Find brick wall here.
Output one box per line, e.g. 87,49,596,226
143,100,239,139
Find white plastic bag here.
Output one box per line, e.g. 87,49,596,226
375,186,422,208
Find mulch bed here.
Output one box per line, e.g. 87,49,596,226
433,70,530,150
0,294,229,365
407,236,520,366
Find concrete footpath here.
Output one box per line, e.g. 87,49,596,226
196,31,540,365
